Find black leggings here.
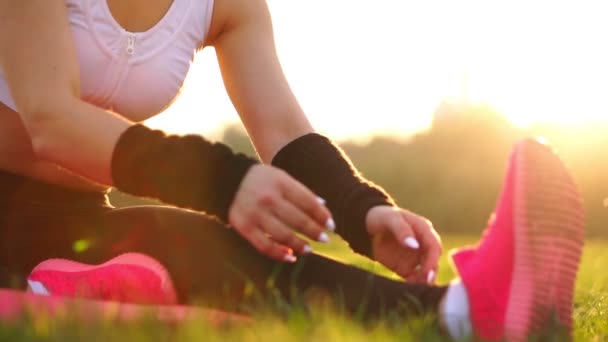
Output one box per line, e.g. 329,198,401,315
0,170,447,319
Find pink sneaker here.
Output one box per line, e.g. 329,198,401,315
450,138,585,340
27,253,178,306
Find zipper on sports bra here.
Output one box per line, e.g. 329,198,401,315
126,35,136,55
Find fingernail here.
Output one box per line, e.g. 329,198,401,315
303,245,313,254
318,232,330,243
404,237,420,249
325,218,336,232
284,254,297,263
427,270,435,284
316,197,326,206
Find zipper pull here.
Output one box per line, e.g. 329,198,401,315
126,35,136,55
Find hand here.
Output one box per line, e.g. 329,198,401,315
366,206,442,284
228,164,334,262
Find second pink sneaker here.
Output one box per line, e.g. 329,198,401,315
451,138,585,341
27,253,178,306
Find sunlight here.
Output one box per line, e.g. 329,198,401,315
438,0,608,129
150,0,608,140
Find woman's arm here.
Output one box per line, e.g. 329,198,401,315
210,0,313,163
211,0,442,280
0,0,130,185
0,0,331,261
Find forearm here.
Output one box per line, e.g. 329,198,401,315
218,51,315,164
18,92,257,222
23,96,130,186
212,0,315,164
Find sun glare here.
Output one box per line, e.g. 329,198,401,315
151,1,608,139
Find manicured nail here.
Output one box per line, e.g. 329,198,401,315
284,254,297,263
316,197,326,206
318,232,330,243
427,270,435,284
404,237,420,249
325,218,336,232
303,245,313,254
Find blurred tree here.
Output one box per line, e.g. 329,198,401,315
221,123,259,159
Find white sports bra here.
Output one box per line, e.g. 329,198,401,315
0,0,214,120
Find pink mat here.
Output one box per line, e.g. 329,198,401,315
0,289,250,325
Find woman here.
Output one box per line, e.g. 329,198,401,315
0,0,585,340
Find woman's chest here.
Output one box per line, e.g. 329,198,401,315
66,0,214,121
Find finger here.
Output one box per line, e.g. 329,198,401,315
411,264,439,284
426,265,439,285
385,210,420,251
406,265,437,284
243,227,296,263
403,211,442,283
260,213,312,254
405,264,425,284
274,199,329,243
392,250,420,280
279,175,335,231
420,246,441,284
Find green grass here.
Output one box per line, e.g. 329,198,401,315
1,235,607,341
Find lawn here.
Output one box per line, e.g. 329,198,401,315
1,235,607,341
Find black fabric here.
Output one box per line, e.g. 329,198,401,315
0,170,110,210
272,133,394,257
111,124,258,222
0,169,447,319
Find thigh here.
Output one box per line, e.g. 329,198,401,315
2,203,446,317
85,205,281,305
